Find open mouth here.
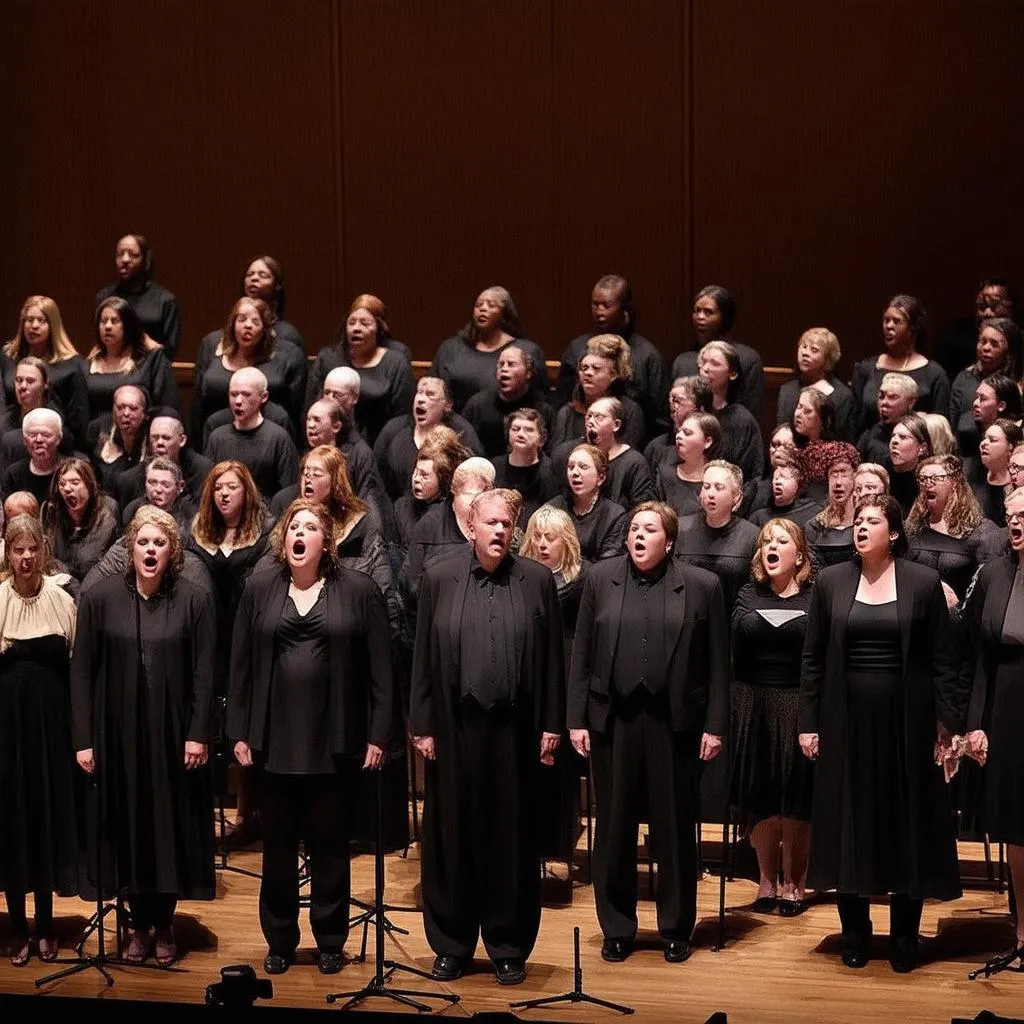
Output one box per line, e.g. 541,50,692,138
143,555,158,569
292,540,306,556
1010,526,1024,545
766,552,780,567
586,429,599,444
302,482,315,497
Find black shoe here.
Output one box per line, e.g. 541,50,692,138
431,954,465,981
317,950,344,975
494,957,527,985
263,953,291,975
777,898,807,918
600,937,633,963
841,935,869,969
889,938,918,974
750,896,778,914
664,939,693,964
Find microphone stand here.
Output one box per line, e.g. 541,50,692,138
213,696,260,881
325,764,460,1012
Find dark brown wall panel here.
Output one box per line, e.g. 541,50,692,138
691,0,1024,375
338,0,554,359
551,0,686,362
1,0,337,361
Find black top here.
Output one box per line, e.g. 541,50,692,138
96,280,181,359
395,494,439,549
643,431,676,473
748,496,822,529
402,500,468,604
50,498,121,582
655,466,703,518
490,455,560,523
1,459,56,503
460,556,516,708
852,357,951,432
907,521,1007,600
949,368,982,457
373,412,483,500
889,468,918,515
603,447,656,510
429,336,548,412
846,599,902,673
934,315,978,381
205,420,298,499
731,582,812,687
201,401,296,446
547,493,627,562
115,447,213,506
716,403,765,486
675,513,760,610
856,422,893,465
84,348,179,423
673,341,765,420
551,392,646,451
265,590,334,774
1,354,90,449
201,319,305,357
462,387,555,458
804,519,855,570
776,376,858,443
611,560,670,697
123,493,196,533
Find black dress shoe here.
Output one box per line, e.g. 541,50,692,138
777,898,807,917
263,953,291,975
494,957,527,985
317,950,344,975
600,937,633,963
664,939,693,964
750,896,778,914
888,938,918,974
431,954,465,981
841,935,869,969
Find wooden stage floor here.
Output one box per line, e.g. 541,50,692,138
1,832,1022,1023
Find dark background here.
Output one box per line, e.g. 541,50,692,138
3,0,1022,393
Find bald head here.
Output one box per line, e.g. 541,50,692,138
306,398,343,448
229,367,268,429
323,367,360,417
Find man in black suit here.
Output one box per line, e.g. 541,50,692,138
409,488,564,987
568,500,729,964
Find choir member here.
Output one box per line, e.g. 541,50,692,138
905,455,1006,600
43,458,119,582
655,412,721,518
374,376,483,500
305,295,415,446
935,277,1018,380
555,274,669,433
962,373,1024,464
2,408,66,504
673,285,765,419
546,444,627,562
749,453,822,529
888,413,933,513
853,294,950,432
462,344,554,457
972,419,1023,525
115,410,212,507
395,443,451,548
963,486,1024,962
730,518,814,915
208,255,307,352
803,446,863,569
490,408,559,523
121,457,196,533
798,495,961,972
644,376,714,472
552,335,645,451
430,287,546,412
698,340,764,485
321,366,361,424
578,396,655,509
776,328,857,442
229,499,392,975
3,296,89,448
410,489,563,985
747,424,798,514
95,234,180,358
1010,443,1024,497
675,461,759,610
192,297,306,437
790,388,838,495
949,319,1021,456
0,514,79,965
205,368,298,500
857,372,918,465
72,506,217,965
569,500,727,963
86,296,178,424
88,383,149,493
0,357,73,471
921,412,957,457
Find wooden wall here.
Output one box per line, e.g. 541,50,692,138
2,0,1022,386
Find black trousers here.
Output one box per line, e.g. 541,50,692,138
421,698,541,961
260,769,354,956
5,889,54,937
128,893,177,930
836,892,923,952
591,689,699,942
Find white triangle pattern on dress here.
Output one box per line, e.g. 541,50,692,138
754,608,807,628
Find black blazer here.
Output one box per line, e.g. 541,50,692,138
567,555,729,736
227,566,394,755
408,549,565,739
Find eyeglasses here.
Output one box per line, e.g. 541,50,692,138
917,472,952,484
1008,463,1024,478
1006,512,1024,527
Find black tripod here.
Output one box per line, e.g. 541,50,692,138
213,696,261,881
968,945,1024,980
325,765,460,1012
509,927,634,1015
36,776,187,988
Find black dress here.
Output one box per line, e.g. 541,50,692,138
907,522,1007,600
547,494,626,562
949,368,982,457
729,583,814,829
84,349,179,424
490,455,560,524
604,448,656,510
373,413,484,500
96,281,180,359
853,359,951,432
804,519,855,570
748,497,823,529
675,514,760,611
776,377,858,443
716,403,765,487
655,467,702,518
429,336,548,412
0,580,80,902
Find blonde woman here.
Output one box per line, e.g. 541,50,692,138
777,328,857,441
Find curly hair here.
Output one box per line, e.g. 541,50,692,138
750,517,814,587
124,505,184,582
586,333,634,382
906,455,981,538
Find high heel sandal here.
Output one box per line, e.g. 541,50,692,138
10,939,31,967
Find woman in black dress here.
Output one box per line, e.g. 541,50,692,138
43,457,120,582
798,494,961,972
749,452,822,529
395,440,452,549
229,499,393,975
306,295,415,446
655,412,721,519
730,517,814,916
963,486,1024,961
776,328,857,442
491,408,559,525
644,375,714,472
803,446,863,569
972,418,1023,525
888,412,933,514
72,506,217,966
0,515,79,965
547,444,627,562
231,255,306,352
3,296,89,448
580,396,655,510
86,296,178,425
963,373,1024,463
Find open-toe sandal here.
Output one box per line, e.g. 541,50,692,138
154,928,177,966
37,936,59,962
10,939,31,967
